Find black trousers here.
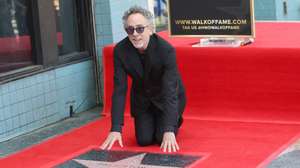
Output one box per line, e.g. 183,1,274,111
134,98,186,146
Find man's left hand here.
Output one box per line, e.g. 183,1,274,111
160,132,179,152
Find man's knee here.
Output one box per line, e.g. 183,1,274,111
136,136,154,146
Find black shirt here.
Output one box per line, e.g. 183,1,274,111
138,52,146,70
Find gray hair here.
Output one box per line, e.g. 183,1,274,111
122,6,154,28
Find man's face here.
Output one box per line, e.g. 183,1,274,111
125,13,153,51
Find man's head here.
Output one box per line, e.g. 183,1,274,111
122,6,154,51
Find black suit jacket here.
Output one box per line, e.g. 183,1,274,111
111,34,186,132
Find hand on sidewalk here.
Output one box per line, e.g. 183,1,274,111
160,132,179,152
100,131,123,150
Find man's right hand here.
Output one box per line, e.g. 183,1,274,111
100,131,123,150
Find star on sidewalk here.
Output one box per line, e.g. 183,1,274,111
74,153,180,168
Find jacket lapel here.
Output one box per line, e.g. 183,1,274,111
126,41,144,78
144,35,156,81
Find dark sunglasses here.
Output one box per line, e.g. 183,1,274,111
125,25,149,35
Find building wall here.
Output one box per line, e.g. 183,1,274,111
254,0,277,20
254,0,300,20
0,61,96,142
275,0,300,20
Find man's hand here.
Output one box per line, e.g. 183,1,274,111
160,132,179,152
100,131,123,150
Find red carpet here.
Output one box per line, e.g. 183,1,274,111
1,22,300,168
1,117,300,168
